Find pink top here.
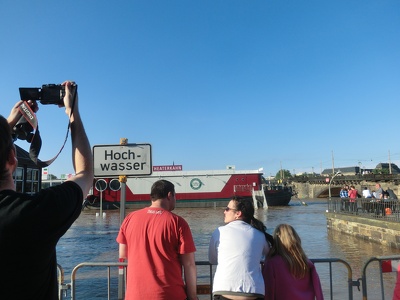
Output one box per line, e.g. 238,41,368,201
348,189,357,201
263,255,324,300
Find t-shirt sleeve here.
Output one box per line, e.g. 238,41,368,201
178,217,196,254
208,228,220,265
116,219,127,245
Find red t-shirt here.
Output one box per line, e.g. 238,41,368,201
117,207,196,300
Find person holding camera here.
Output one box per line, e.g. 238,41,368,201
0,81,93,299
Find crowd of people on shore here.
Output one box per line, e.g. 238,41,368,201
339,183,398,214
340,183,398,201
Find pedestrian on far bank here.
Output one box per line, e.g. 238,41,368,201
263,224,324,300
348,186,358,212
375,183,384,201
386,188,398,200
0,81,94,299
117,180,198,300
362,187,372,198
209,197,271,300
339,186,348,211
340,186,348,198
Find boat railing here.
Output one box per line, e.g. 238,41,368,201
55,257,387,300
233,184,253,193
327,197,400,222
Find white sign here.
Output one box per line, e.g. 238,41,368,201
93,143,152,177
42,167,48,180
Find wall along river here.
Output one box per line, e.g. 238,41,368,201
56,199,400,299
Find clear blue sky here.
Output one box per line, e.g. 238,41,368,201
1,1,399,178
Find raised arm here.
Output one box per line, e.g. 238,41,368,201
63,81,94,196
181,252,198,300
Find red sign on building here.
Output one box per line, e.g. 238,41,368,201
153,165,183,172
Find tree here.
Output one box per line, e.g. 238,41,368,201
275,169,292,180
373,168,389,175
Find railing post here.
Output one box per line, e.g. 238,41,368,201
118,258,125,299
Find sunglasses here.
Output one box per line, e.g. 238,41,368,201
225,207,237,212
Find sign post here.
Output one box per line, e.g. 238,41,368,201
94,179,107,216
93,139,153,300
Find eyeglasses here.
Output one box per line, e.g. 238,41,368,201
224,207,237,212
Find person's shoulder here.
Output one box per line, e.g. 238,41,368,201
267,254,284,265
47,181,82,191
127,207,148,216
39,181,82,197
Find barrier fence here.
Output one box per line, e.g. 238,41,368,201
327,197,400,222
361,255,400,300
56,256,400,300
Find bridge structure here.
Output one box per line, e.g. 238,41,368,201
287,174,400,199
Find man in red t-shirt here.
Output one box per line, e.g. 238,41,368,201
117,180,198,300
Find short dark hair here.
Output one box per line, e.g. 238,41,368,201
0,115,14,181
150,180,175,201
231,196,255,223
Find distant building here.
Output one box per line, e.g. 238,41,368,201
375,163,400,174
15,145,42,194
321,167,360,176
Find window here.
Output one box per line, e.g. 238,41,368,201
14,167,24,192
26,169,40,194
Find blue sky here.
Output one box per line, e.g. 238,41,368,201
1,1,399,178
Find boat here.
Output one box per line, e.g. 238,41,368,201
263,184,294,206
88,165,293,209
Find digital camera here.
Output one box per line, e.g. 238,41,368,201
19,84,65,105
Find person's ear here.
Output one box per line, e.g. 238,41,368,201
8,147,17,166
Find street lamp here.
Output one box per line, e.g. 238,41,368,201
328,170,342,200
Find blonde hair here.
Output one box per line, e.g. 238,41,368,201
268,224,309,279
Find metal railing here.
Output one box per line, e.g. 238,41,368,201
327,197,400,222
361,255,400,300
311,258,357,300
57,258,358,300
70,262,127,300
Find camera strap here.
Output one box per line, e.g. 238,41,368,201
17,102,38,130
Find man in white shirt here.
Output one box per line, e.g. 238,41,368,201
362,187,372,198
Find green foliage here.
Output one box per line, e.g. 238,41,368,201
275,169,292,180
373,168,389,175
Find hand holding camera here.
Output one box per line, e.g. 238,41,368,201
12,81,78,142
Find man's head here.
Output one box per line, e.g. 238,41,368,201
0,115,16,182
150,180,176,210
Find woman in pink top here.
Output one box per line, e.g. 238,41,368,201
262,224,324,300
348,186,358,212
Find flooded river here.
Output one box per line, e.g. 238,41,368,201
57,199,400,299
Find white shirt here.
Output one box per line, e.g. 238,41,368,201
208,220,269,295
363,189,372,198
